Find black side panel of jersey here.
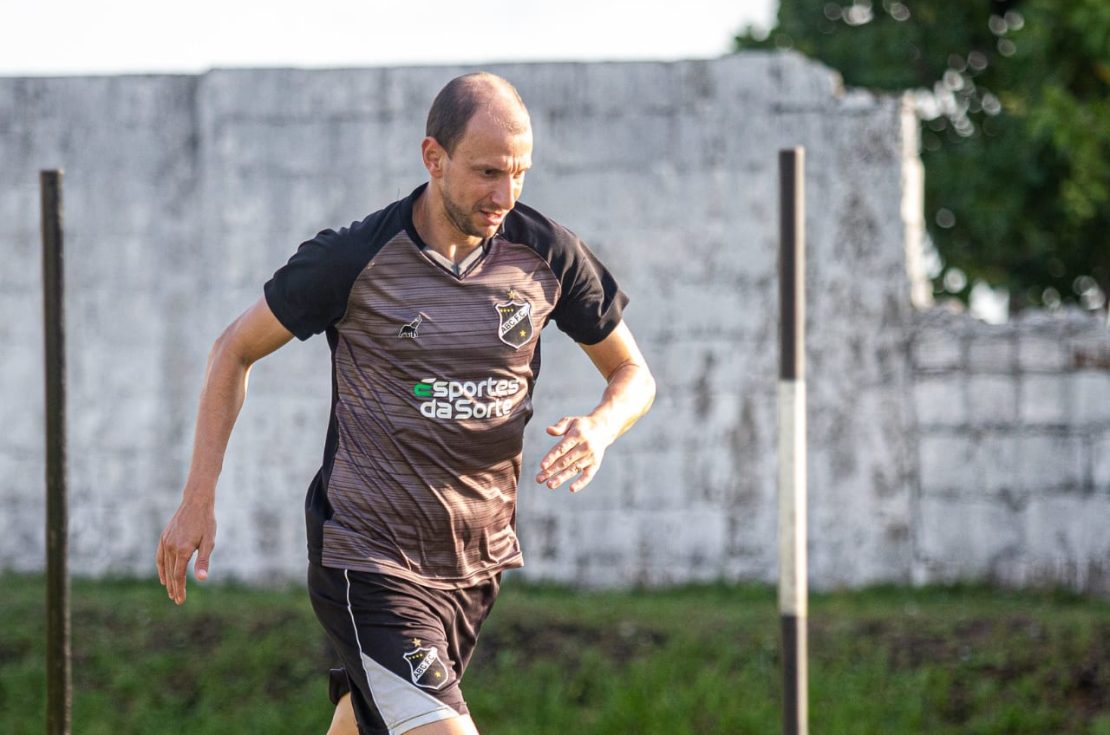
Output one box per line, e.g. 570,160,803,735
304,326,344,561
499,202,629,345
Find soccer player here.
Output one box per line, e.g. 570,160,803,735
156,72,655,735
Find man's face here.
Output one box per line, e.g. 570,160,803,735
430,111,533,240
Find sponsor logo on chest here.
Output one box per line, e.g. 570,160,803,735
412,377,522,420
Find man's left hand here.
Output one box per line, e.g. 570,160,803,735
536,415,616,492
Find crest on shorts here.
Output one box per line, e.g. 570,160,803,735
495,295,534,349
403,645,450,690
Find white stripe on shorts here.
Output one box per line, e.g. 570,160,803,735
344,569,459,735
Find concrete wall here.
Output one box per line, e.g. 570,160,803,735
911,307,1110,594
2,54,1107,593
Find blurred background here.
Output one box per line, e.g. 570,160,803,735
3,1,1110,733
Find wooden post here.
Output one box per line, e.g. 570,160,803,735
778,148,808,735
41,169,72,735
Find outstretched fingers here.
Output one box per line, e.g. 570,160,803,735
536,415,611,490
545,458,598,492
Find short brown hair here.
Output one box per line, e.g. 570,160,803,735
426,73,527,154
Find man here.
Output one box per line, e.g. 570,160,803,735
156,72,655,735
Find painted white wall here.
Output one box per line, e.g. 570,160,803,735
3,54,1107,593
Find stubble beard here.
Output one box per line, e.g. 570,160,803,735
441,187,494,240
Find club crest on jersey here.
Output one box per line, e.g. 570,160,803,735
403,645,450,690
495,298,534,349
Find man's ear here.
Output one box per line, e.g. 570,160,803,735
421,137,447,178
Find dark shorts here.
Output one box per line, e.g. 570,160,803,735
308,561,500,735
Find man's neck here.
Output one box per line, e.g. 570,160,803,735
412,189,483,264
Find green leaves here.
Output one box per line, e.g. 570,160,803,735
738,0,1110,312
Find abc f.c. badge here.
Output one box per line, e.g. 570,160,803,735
495,295,534,349
403,644,450,690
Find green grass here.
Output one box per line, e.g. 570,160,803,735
2,575,1109,734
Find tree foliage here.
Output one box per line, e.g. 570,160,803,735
736,0,1110,312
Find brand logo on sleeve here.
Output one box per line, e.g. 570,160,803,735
495,294,534,349
412,376,522,420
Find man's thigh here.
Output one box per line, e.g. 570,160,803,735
308,562,497,735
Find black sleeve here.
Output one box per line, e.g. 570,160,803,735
550,235,629,345
263,228,359,340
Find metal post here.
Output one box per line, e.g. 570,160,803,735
778,148,808,735
41,169,72,735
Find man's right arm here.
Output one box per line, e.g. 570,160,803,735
155,296,294,605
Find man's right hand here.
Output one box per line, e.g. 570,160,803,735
156,498,216,605
152,297,292,605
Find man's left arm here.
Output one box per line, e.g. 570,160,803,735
536,321,656,492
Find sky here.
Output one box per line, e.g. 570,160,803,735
1,0,776,76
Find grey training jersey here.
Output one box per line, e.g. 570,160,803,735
264,184,627,589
